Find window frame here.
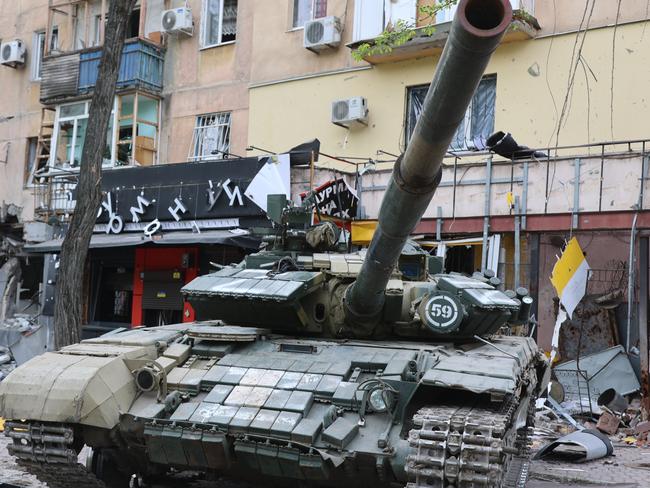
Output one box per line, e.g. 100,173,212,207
24,137,39,187
200,0,237,49
291,0,327,30
32,27,58,81
405,75,497,152
189,112,232,161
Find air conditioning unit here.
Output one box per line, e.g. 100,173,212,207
331,97,368,127
304,16,341,52
161,7,193,35
0,40,26,68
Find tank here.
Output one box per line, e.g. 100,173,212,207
0,1,549,487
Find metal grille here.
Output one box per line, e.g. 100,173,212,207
332,100,349,121
406,75,496,151
189,112,231,161
306,20,325,43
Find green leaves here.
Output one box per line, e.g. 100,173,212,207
352,0,459,61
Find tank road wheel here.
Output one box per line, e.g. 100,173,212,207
89,448,133,488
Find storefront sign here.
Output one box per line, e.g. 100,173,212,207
94,156,290,235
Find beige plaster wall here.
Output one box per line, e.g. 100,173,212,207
0,0,50,221
249,20,650,169
249,0,363,84
159,0,254,163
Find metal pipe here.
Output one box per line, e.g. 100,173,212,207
481,156,493,271
627,212,638,352
345,0,512,332
514,195,521,289
638,236,649,418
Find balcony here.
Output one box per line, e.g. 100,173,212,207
40,39,164,104
349,1,540,65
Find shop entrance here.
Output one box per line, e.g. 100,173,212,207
132,247,198,327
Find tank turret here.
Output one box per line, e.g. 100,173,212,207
182,0,525,341
345,0,512,334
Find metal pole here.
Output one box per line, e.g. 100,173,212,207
598,144,605,212
514,195,521,289
627,213,639,352
481,156,493,271
572,158,581,231
522,161,529,230
452,156,458,219
639,235,649,419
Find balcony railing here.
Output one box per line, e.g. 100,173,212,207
40,39,164,104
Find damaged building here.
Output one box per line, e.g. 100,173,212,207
0,1,648,412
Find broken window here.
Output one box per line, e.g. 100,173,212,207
189,112,231,161
127,7,141,39
51,94,158,167
293,0,327,28
201,0,238,48
406,75,497,151
54,102,89,167
32,27,58,80
116,93,159,166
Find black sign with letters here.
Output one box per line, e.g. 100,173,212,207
93,157,272,234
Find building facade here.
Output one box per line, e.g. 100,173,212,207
0,0,648,357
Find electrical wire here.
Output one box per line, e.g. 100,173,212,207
642,0,650,40
578,56,592,143
552,0,595,149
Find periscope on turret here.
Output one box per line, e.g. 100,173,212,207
0,2,549,487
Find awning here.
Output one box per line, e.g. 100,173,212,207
24,230,261,253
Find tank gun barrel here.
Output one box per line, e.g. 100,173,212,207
345,0,513,333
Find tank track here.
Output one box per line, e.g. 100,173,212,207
4,421,107,488
405,397,531,488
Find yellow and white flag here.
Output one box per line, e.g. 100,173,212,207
550,237,590,318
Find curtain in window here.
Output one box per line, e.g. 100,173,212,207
314,0,327,18
191,113,231,160
406,76,496,151
406,85,427,147
293,0,312,27
222,0,238,38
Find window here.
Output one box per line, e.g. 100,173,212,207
189,112,232,161
353,0,415,42
406,75,497,151
117,93,159,166
293,0,327,28
201,0,238,48
32,28,59,80
53,102,90,167
24,137,39,186
127,7,141,39
436,1,458,24
50,95,159,168
93,15,103,47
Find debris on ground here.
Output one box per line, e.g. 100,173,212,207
534,429,613,462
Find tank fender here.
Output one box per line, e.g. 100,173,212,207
0,350,145,429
